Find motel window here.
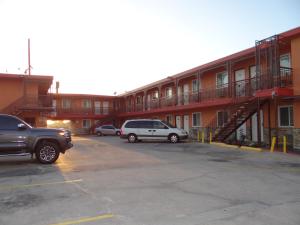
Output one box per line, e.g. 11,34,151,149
136,96,142,104
62,99,71,109
166,115,173,125
52,100,57,108
103,101,109,114
152,91,159,100
192,112,201,127
192,79,199,93
166,87,172,98
82,99,91,108
82,119,91,129
249,65,257,78
128,98,132,106
279,106,294,127
216,71,228,88
280,54,291,68
94,101,101,114
217,111,228,127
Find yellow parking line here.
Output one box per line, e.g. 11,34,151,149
0,179,82,190
50,213,114,225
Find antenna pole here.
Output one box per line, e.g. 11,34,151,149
28,38,31,75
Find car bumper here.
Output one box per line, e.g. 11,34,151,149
179,135,188,140
61,141,73,153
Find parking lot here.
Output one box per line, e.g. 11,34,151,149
0,136,300,225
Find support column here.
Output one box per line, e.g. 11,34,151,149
226,61,232,98
175,79,179,105
275,96,279,149
268,100,271,147
143,91,146,111
158,86,162,108
174,80,177,106
133,94,136,112
197,72,201,102
257,97,261,146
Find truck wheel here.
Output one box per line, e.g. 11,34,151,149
36,142,60,164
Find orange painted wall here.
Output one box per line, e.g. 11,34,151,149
201,70,218,89
0,79,23,110
26,82,38,96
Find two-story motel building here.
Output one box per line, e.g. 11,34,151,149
1,27,300,150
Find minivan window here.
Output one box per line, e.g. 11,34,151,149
153,121,168,129
125,121,138,128
162,120,176,128
138,121,153,129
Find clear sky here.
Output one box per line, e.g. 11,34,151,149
0,0,299,95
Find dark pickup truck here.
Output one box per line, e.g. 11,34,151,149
0,114,73,164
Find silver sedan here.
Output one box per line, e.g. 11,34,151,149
95,125,121,136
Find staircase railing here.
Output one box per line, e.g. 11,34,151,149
1,95,54,115
206,97,255,138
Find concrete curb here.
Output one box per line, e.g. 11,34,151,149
210,142,263,152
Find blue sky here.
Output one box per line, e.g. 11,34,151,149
0,0,299,95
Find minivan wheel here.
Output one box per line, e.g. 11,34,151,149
36,142,60,164
169,134,179,143
116,131,121,136
128,134,137,143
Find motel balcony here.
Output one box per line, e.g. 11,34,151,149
50,106,115,119
2,94,54,115
119,67,293,116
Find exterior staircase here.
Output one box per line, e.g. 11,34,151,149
207,97,268,142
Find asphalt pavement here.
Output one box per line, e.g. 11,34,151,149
0,136,300,225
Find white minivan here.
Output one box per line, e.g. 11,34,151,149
120,119,188,143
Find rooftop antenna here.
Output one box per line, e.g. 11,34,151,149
28,38,31,75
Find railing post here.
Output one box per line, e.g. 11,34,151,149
197,72,201,102
283,136,287,153
158,86,162,109
270,136,276,152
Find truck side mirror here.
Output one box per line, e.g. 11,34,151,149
18,123,27,130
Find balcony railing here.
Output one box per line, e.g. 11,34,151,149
53,106,114,117
2,94,53,114
21,95,53,108
120,67,293,114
